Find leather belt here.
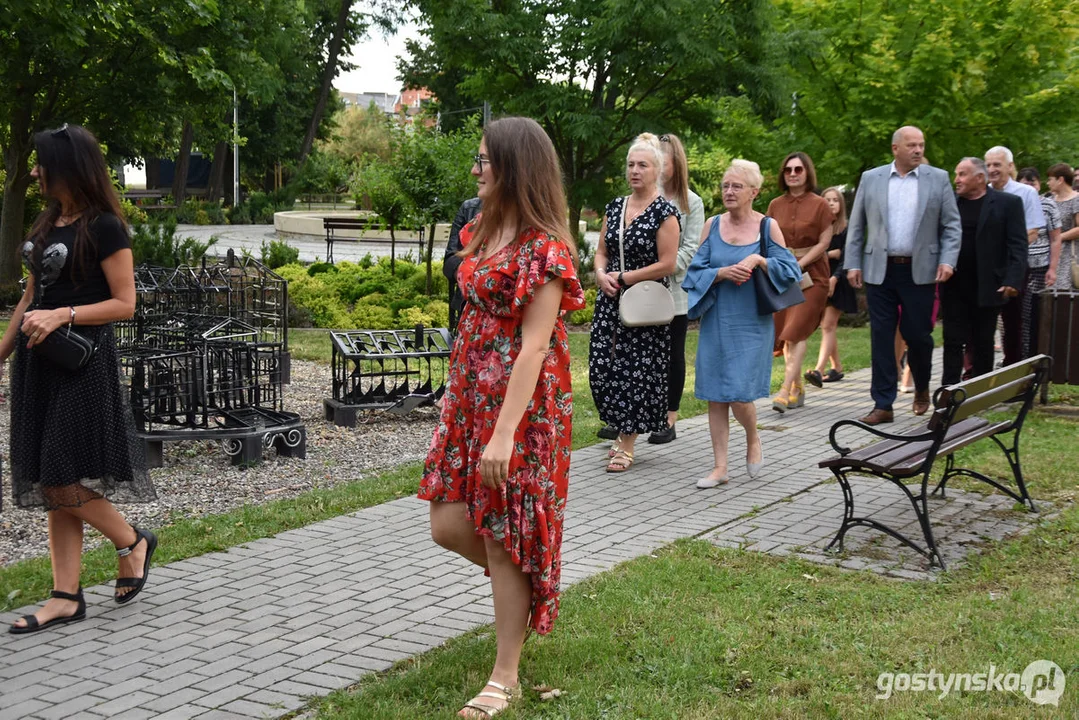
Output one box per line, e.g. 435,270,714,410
888,256,912,264
790,247,811,258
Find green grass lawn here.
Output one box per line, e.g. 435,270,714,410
315,508,1079,719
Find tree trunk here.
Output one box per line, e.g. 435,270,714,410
171,120,195,207
0,137,34,288
299,0,353,165
206,141,229,203
425,221,436,295
569,205,583,244
145,157,161,190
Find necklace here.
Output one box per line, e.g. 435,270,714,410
624,193,658,227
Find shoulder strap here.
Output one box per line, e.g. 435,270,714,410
759,216,770,257
618,196,628,273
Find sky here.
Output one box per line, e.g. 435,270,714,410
336,22,420,96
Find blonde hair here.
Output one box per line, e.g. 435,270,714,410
725,159,763,189
461,117,577,264
659,133,690,213
626,132,665,191
822,186,848,233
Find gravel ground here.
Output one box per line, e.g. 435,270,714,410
0,358,438,566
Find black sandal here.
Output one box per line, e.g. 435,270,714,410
822,369,845,383
115,527,158,604
803,369,824,388
9,588,86,635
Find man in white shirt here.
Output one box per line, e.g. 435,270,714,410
846,126,961,424
985,146,1046,365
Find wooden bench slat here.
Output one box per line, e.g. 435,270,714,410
819,417,993,475
950,374,1035,423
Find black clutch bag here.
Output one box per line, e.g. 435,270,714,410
754,217,805,315
33,326,97,371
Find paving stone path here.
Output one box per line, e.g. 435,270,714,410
0,357,1048,719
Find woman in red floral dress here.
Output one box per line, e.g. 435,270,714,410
419,116,585,718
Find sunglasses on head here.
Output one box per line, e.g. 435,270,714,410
51,123,70,139
783,165,805,175
659,134,670,143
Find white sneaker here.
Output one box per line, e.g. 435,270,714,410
696,475,729,489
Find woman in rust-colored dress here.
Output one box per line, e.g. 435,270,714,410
766,152,833,412
420,116,585,718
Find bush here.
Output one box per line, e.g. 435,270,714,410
130,217,216,267
307,261,337,277
261,238,300,269
350,304,395,329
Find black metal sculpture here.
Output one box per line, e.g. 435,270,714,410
119,251,305,466
324,326,452,427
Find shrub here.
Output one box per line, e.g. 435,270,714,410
130,217,216,267
307,262,337,276
261,238,300,269
350,304,395,329
396,305,436,329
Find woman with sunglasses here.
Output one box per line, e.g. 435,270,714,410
766,152,833,412
421,116,585,717
3,124,156,635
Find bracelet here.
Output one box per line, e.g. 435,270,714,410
68,306,76,327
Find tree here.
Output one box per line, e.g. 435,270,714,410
352,158,412,274
773,0,1079,187
401,0,781,236
298,0,400,165
322,103,394,165
391,121,481,293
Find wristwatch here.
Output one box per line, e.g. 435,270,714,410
618,272,626,287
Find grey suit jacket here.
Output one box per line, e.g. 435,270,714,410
845,164,961,285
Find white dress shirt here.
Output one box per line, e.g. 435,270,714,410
887,161,920,257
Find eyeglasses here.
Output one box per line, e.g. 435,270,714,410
783,166,805,175
473,154,489,171
721,182,746,191
51,123,70,139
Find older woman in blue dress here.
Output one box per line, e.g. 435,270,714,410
682,160,801,488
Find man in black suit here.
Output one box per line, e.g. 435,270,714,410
443,197,481,329
941,158,1028,385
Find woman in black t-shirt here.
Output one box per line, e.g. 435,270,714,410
1,124,157,635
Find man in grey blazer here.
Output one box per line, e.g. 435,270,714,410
846,126,961,424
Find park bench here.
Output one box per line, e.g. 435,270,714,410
323,216,424,264
819,354,1051,569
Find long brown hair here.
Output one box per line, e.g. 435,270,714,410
778,151,819,193
28,124,126,281
660,133,690,213
822,186,847,234
462,117,577,264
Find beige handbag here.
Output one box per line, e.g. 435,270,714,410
616,197,675,327
1071,251,1079,289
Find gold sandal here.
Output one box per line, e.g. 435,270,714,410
772,392,788,414
608,440,622,458
606,449,634,473
459,680,520,718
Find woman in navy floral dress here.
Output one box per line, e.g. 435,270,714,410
420,117,584,718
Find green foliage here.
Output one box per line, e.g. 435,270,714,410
130,217,216,267
402,0,780,217
322,103,394,164
293,149,353,197
175,198,227,225
280,258,453,330
773,0,1079,185
230,189,295,225
260,238,300,269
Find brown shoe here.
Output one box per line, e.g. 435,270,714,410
859,408,894,425
912,390,931,416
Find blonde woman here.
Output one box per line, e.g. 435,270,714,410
806,187,857,385
647,133,705,444
589,133,679,473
